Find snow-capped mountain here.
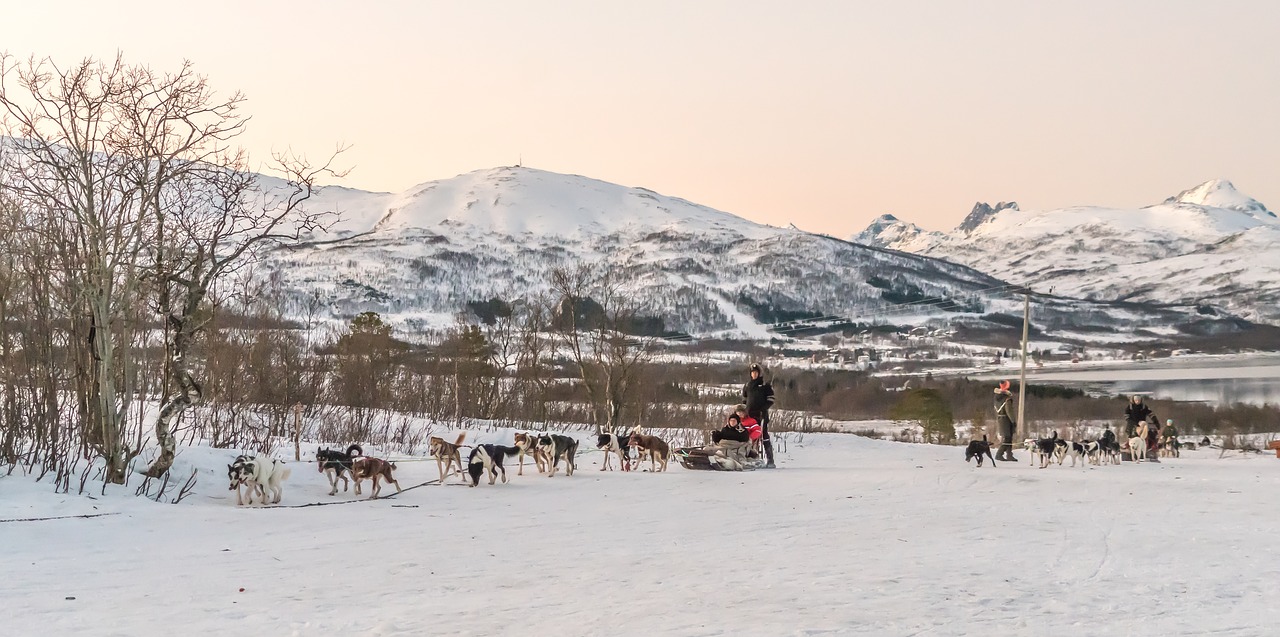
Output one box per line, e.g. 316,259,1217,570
855,180,1280,325
262,167,1249,340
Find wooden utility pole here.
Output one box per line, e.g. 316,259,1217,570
1016,292,1030,441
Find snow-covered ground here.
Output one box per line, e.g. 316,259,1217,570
4,431,1279,636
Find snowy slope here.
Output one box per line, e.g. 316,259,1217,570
4,430,1278,636
258,167,1243,341
368,167,774,242
856,180,1280,323
264,167,1017,336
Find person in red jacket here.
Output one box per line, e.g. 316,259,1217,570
735,404,764,446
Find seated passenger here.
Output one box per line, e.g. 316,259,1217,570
735,405,763,442
713,414,750,444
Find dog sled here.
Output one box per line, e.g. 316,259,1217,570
674,441,766,471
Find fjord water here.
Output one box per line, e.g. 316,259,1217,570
1023,355,1280,407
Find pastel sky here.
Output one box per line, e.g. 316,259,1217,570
3,1,1277,236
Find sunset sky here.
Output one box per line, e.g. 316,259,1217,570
3,0,1277,236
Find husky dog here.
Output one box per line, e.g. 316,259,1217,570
1081,440,1102,465
228,455,291,505
627,433,671,472
1056,440,1086,467
351,456,401,499
1129,422,1149,462
536,434,578,477
964,435,996,467
595,432,632,471
316,444,363,495
227,455,259,505
1032,432,1060,468
466,444,521,487
513,432,548,476
429,432,468,483
1100,439,1123,465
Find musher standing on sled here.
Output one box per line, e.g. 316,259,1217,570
1124,395,1152,450
994,380,1018,462
743,363,776,468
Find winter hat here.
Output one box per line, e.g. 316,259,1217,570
749,363,762,373
999,380,1010,390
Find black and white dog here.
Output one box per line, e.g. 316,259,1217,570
227,454,291,505
1080,440,1101,465
537,434,578,477
466,444,521,487
1027,431,1060,469
1054,439,1087,467
595,432,632,471
316,444,363,496
964,435,996,467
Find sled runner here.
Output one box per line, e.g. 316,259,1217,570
674,441,765,471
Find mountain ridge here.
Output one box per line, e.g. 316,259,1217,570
854,179,1280,324
252,168,1261,341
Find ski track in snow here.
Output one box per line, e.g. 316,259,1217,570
3,433,1278,636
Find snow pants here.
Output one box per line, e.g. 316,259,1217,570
750,408,775,464
997,416,1016,460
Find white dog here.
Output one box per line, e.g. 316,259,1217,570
1128,422,1149,462
228,455,292,505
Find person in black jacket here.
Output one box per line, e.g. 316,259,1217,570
712,414,751,444
1124,396,1152,438
743,363,776,468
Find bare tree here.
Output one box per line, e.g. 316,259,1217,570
142,148,343,477
0,54,344,481
549,264,660,433
0,54,157,482
514,294,555,424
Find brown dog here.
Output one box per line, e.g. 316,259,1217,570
351,456,402,499
628,433,671,472
513,432,547,476
429,432,467,483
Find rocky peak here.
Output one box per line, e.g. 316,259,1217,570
957,201,1019,235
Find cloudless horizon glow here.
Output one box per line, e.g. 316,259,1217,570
3,0,1277,235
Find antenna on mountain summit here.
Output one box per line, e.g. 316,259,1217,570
517,154,522,168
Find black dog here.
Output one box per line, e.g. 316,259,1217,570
316,444,363,496
466,444,521,487
964,435,996,467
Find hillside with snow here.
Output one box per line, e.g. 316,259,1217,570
258,168,1255,342
855,180,1280,325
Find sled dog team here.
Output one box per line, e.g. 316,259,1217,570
440,427,673,488
227,443,402,505
227,427,676,505
966,428,1193,469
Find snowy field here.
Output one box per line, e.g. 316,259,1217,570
4,432,1279,636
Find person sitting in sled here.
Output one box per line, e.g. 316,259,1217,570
712,413,751,444
734,404,764,453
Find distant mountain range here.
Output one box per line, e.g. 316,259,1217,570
258,167,1264,343
854,179,1280,326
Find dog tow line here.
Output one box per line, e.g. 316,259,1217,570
256,476,473,509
